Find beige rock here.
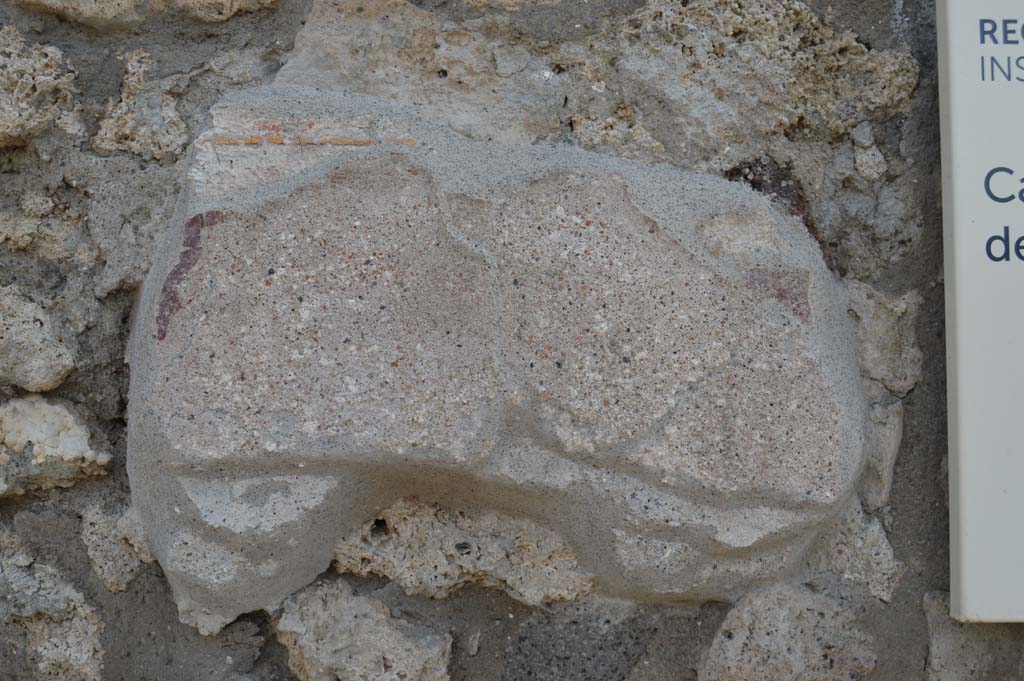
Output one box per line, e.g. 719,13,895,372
277,0,915,170
0,286,75,392
15,0,276,27
0,396,110,497
848,280,924,396
0,199,98,267
334,499,592,605
19,191,56,218
850,121,876,149
810,502,904,602
0,26,77,147
128,88,866,632
94,50,188,161
861,399,904,511
0,532,105,681
15,0,141,28
855,145,888,181
80,505,154,592
699,584,876,681
276,578,452,681
168,0,277,22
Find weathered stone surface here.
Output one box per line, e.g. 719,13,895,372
0,286,75,392
0,532,105,681
278,0,915,171
848,280,924,396
860,399,904,511
128,83,865,632
80,504,153,592
14,0,277,28
808,501,903,602
276,578,452,681
699,583,876,681
94,50,188,161
0,194,98,267
0,26,77,147
1,396,110,497
923,592,1024,681
334,498,592,605
13,0,139,28
855,145,888,182
169,0,276,22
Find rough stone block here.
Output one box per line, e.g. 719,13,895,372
0,533,105,681
699,583,876,681
1,396,110,497
276,578,452,681
0,27,77,147
0,286,75,392
127,83,866,632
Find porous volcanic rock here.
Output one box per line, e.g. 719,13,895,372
276,578,452,681
699,583,877,681
14,0,277,28
127,83,866,632
334,498,592,605
0,26,77,147
1,395,110,497
0,532,105,681
0,285,75,392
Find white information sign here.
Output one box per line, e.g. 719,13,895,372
940,0,1024,621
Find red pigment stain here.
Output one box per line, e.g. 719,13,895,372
155,211,225,340
746,269,810,321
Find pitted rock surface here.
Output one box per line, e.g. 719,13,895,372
334,498,593,605
128,85,866,632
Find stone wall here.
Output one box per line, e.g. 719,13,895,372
0,1,1010,680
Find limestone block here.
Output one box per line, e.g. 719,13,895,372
0,286,75,392
80,505,154,592
855,145,888,181
127,85,866,632
860,399,904,511
0,27,77,147
848,280,924,396
809,501,904,602
274,0,916,170
699,584,876,681
0,396,110,497
0,194,98,267
0,533,105,681
170,0,277,22
14,0,277,28
14,0,140,28
276,578,452,681
94,51,188,161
